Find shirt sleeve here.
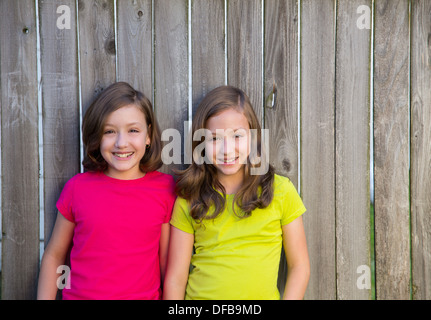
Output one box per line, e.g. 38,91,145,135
56,175,78,223
170,197,195,234
163,175,177,223
279,177,306,226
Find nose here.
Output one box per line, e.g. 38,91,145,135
115,132,128,148
221,136,235,155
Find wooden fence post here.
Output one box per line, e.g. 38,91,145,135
264,0,299,296
335,0,372,300
0,0,40,299
373,0,410,300
301,0,336,300
410,0,431,300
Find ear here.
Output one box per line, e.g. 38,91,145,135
146,124,152,145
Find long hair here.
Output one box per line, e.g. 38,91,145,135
176,85,274,221
82,82,163,173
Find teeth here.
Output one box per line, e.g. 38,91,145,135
114,152,133,158
223,158,236,163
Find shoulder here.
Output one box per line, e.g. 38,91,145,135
171,196,194,233
273,174,296,192
145,171,176,199
65,171,101,187
174,196,189,208
61,172,108,197
63,171,90,187
272,174,303,202
146,170,175,186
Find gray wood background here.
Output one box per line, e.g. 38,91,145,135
0,0,430,300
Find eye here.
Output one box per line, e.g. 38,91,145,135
130,128,140,133
104,129,115,134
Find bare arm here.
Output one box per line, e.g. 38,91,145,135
37,212,75,300
282,216,310,300
162,226,194,300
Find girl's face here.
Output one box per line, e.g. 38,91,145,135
100,104,150,180
205,108,251,189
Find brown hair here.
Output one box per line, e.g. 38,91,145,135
175,85,274,221
82,82,163,173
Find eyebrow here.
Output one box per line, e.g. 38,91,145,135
104,122,145,127
210,128,248,133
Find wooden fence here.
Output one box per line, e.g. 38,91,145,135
0,0,430,300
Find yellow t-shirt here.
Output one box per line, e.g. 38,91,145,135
170,174,306,300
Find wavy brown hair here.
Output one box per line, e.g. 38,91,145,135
82,82,163,173
176,85,274,221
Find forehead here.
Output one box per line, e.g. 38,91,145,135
104,104,147,125
105,104,145,122
206,108,249,131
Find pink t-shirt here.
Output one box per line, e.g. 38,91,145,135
56,170,176,300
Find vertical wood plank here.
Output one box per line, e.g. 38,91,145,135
335,0,371,300
227,0,263,124
264,0,299,185
39,0,80,246
191,0,225,115
410,0,431,300
154,0,188,173
373,0,410,300
116,0,153,99
78,0,116,115
301,0,336,300
264,0,299,295
0,0,39,299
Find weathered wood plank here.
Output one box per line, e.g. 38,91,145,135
116,0,153,99
300,0,336,300
154,0,188,173
264,0,299,185
0,0,40,299
39,0,80,246
227,0,263,124
410,0,431,300
78,0,116,115
263,0,299,296
373,0,410,300
191,0,225,115
335,0,371,300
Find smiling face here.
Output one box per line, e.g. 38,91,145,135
100,104,151,180
205,108,251,190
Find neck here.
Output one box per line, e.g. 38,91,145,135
217,172,245,195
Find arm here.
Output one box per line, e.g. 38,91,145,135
282,215,310,300
159,222,170,284
162,226,194,300
37,212,75,300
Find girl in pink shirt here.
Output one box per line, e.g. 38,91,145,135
37,82,176,299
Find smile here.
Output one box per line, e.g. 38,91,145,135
113,152,134,158
218,156,239,164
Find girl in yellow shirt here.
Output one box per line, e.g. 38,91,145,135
163,85,310,300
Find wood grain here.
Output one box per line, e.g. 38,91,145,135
154,0,188,173
0,0,39,299
410,0,431,300
263,0,299,296
39,0,80,247
335,0,371,300
116,0,153,99
78,0,116,115
227,0,263,124
191,0,226,116
373,0,410,300
300,0,336,300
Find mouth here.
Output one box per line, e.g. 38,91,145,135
113,152,134,158
218,156,239,164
